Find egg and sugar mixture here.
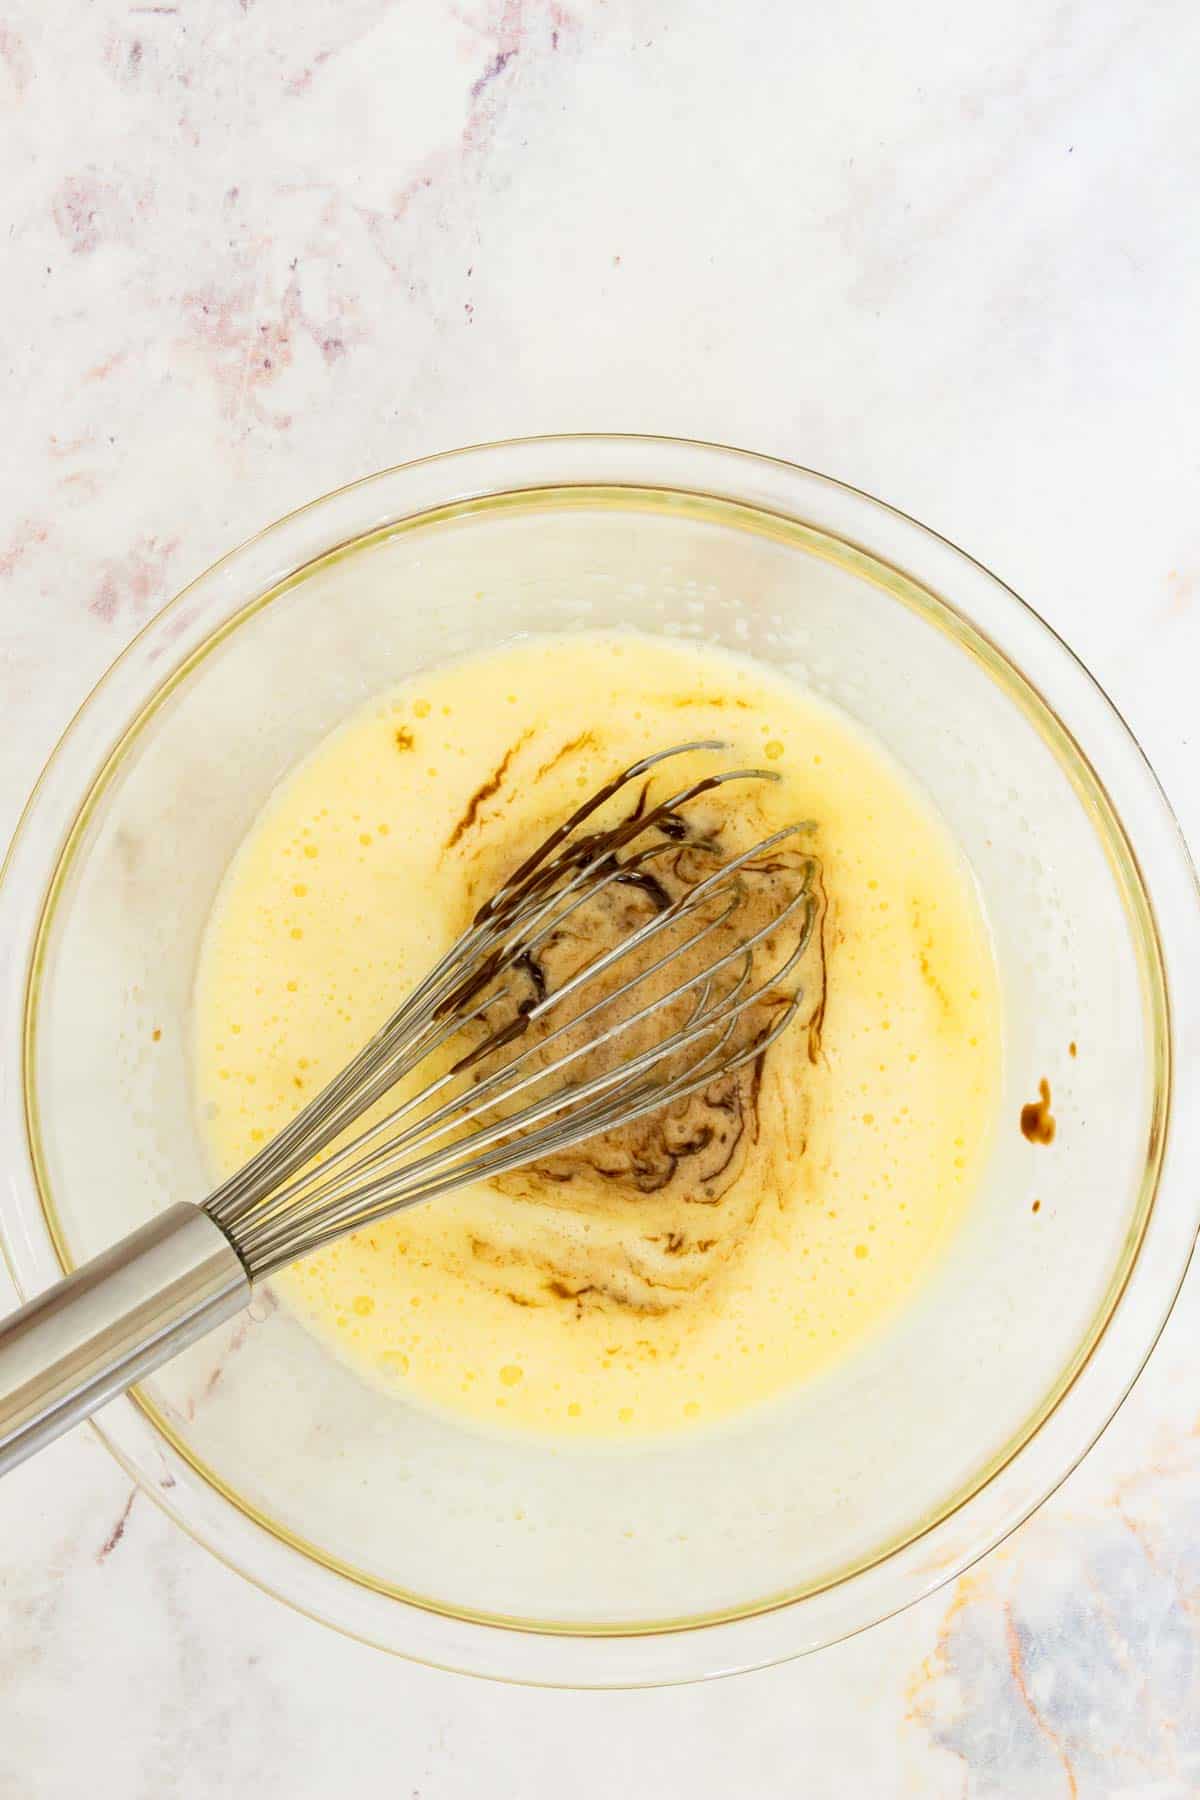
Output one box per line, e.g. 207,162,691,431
194,633,999,1438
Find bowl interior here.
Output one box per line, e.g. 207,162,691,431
22,482,1165,1637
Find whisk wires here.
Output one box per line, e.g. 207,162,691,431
204,742,819,1278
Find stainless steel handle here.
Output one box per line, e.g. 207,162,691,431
0,1202,250,1476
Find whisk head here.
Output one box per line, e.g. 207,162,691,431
204,742,822,1278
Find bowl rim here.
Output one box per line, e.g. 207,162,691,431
2,431,1198,1686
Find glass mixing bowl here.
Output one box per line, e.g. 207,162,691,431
1,437,1198,1686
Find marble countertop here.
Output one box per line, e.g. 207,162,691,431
3,1,1199,1793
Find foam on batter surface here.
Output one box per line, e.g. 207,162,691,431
193,632,1001,1438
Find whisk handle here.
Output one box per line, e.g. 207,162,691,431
0,1203,249,1476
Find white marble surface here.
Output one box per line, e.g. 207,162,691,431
3,0,1199,1792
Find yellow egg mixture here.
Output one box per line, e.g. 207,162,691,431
194,633,1000,1438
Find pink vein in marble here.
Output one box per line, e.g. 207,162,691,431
90,536,180,623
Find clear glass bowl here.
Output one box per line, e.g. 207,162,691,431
1,436,1197,1686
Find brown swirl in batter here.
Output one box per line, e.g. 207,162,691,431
449,779,827,1318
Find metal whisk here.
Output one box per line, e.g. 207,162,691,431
0,742,819,1474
